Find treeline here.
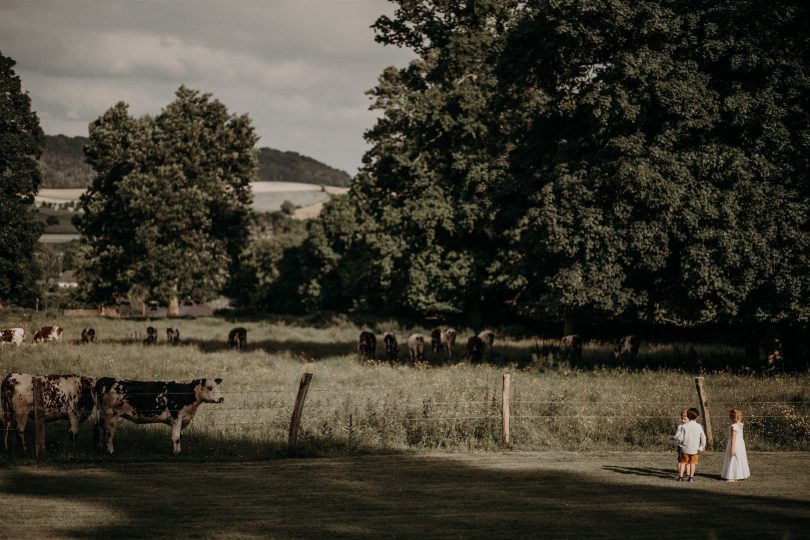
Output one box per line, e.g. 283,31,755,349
238,0,810,341
39,134,351,188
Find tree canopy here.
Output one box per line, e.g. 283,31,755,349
0,51,45,306
290,0,808,327
76,87,258,311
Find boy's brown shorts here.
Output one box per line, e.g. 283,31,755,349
678,453,699,465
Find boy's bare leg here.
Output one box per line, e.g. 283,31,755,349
678,462,686,477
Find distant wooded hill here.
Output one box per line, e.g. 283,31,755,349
39,134,352,188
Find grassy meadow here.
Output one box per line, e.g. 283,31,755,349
0,314,807,462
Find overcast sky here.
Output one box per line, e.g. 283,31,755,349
1,0,414,175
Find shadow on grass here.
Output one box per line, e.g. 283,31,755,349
602,465,678,479
1,448,808,538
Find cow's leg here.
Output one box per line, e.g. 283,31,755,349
171,417,183,455
15,411,29,451
104,415,118,454
68,413,80,445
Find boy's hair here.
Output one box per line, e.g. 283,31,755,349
730,408,743,422
687,408,700,420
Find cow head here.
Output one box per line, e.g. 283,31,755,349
198,378,224,403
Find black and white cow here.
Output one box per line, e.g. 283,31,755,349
613,335,640,362
166,328,181,345
228,327,247,349
358,331,376,359
144,326,158,345
408,334,426,363
0,328,24,346
32,325,63,343
560,334,582,363
2,373,95,450
466,335,484,363
81,327,96,343
383,332,399,361
94,377,224,455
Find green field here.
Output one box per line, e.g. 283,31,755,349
1,452,808,538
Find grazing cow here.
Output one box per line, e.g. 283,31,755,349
0,328,24,346
144,326,158,345
383,332,399,361
430,328,442,353
358,331,376,359
32,325,63,343
81,327,96,343
466,335,484,363
94,377,224,455
166,327,181,345
227,327,248,349
408,334,426,363
613,335,640,362
2,373,95,451
478,330,495,359
560,334,582,363
765,339,784,373
440,328,457,359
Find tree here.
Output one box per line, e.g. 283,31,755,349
495,0,810,337
76,87,258,314
0,52,45,306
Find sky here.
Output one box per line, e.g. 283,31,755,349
1,0,414,176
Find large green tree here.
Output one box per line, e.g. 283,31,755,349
0,52,44,306
496,0,809,332
77,87,258,313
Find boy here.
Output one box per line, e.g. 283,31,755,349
674,407,707,482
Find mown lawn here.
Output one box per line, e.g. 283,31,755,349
1,451,808,538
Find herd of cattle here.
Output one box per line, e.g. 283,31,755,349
356,329,641,365
1,325,249,349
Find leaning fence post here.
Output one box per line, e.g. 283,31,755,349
288,372,313,448
502,373,511,447
33,377,45,459
694,376,713,450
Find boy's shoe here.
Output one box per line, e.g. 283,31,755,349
677,477,684,482
688,477,695,482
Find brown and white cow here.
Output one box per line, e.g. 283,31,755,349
478,330,495,352
358,331,376,359
440,328,457,359
227,327,247,349
613,335,640,362
94,377,224,455
560,334,582,363
32,325,63,343
408,334,426,363
0,328,25,346
466,335,484,363
1,373,95,450
166,327,181,345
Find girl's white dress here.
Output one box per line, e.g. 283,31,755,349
721,422,751,480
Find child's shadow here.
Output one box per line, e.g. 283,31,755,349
602,466,676,479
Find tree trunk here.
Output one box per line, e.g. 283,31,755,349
167,296,180,318
744,324,760,369
466,292,483,331
563,316,577,336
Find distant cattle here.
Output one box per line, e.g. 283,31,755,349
95,377,224,455
32,325,63,343
613,335,640,362
0,328,24,346
466,335,484,363
2,373,95,451
478,330,495,359
560,334,582,363
430,328,442,353
228,327,248,349
144,327,158,345
440,328,457,359
765,338,784,373
358,331,376,359
408,334,426,363
166,328,181,345
383,332,399,361
81,327,96,343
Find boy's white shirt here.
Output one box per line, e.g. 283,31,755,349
675,420,707,454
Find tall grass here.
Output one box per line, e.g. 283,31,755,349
0,314,806,462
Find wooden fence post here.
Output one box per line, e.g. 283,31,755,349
288,372,313,448
502,373,511,447
694,376,713,450
33,377,45,459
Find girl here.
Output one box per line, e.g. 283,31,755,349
672,409,689,480
721,408,751,481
